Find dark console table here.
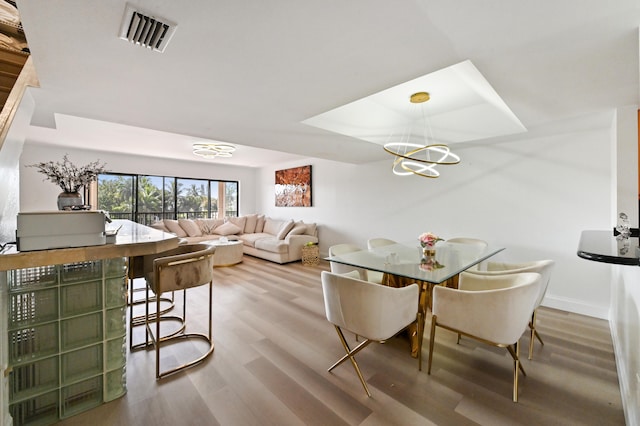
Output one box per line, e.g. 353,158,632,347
577,230,639,266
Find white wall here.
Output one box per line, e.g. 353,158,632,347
256,116,615,319
19,143,259,216
0,92,34,244
611,106,639,426
612,265,640,426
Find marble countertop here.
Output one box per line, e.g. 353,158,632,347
0,219,179,271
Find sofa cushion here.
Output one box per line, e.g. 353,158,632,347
276,219,295,240
254,237,288,254
255,215,266,233
213,221,242,236
263,218,283,235
228,216,247,232
164,219,187,237
178,219,202,237
240,232,271,248
195,218,224,235
244,214,258,233
150,221,169,232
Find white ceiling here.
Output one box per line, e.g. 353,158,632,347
302,60,526,146
15,1,640,168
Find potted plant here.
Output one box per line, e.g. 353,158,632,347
28,154,107,210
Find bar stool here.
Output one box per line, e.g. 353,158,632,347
143,243,216,378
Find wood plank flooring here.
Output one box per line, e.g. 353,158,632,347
57,256,625,425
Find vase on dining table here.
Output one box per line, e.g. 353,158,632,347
422,245,436,259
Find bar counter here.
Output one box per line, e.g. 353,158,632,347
0,219,179,271
0,220,179,424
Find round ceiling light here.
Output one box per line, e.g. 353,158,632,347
192,142,236,159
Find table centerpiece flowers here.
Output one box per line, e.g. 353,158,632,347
28,154,107,210
419,231,444,258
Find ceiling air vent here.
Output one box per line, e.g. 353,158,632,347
118,4,176,53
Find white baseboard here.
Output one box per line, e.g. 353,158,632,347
542,294,610,320
610,319,635,426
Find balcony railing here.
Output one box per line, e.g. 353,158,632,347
108,210,238,226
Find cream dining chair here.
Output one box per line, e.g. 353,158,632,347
428,272,540,402
365,238,397,284
367,238,397,250
463,259,555,359
446,237,488,271
328,243,383,284
321,271,422,396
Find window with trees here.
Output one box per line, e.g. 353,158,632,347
96,173,238,225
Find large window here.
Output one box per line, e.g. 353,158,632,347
96,173,238,225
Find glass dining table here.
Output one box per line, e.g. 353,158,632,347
325,240,505,357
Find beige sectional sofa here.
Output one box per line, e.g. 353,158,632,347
150,214,319,264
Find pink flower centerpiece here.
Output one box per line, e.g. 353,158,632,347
419,232,444,259
418,232,443,248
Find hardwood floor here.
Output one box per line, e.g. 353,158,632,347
57,256,625,425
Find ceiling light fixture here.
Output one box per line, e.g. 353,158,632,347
192,142,236,159
383,92,460,178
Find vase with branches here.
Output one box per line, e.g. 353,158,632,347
28,154,108,210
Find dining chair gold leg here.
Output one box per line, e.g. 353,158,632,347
506,339,525,402
331,325,372,397
417,311,424,371
507,341,527,376
528,310,544,359
427,314,437,374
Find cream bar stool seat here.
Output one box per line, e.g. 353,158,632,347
144,243,216,379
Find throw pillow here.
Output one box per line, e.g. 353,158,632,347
212,222,242,236
196,218,224,234
164,219,187,237
255,215,265,233
228,216,247,233
150,221,169,232
287,224,307,236
178,219,202,237
276,219,295,240
304,222,317,236
263,218,282,235
244,214,258,233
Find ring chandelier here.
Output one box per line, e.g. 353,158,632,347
192,142,236,159
383,92,460,178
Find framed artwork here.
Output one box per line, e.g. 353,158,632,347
275,165,312,207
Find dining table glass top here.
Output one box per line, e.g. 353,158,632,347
325,241,505,284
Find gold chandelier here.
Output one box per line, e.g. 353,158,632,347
383,92,460,178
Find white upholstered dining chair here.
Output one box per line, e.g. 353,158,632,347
367,238,397,250
463,259,555,359
328,243,384,284
428,272,540,402
321,271,422,396
446,237,488,271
